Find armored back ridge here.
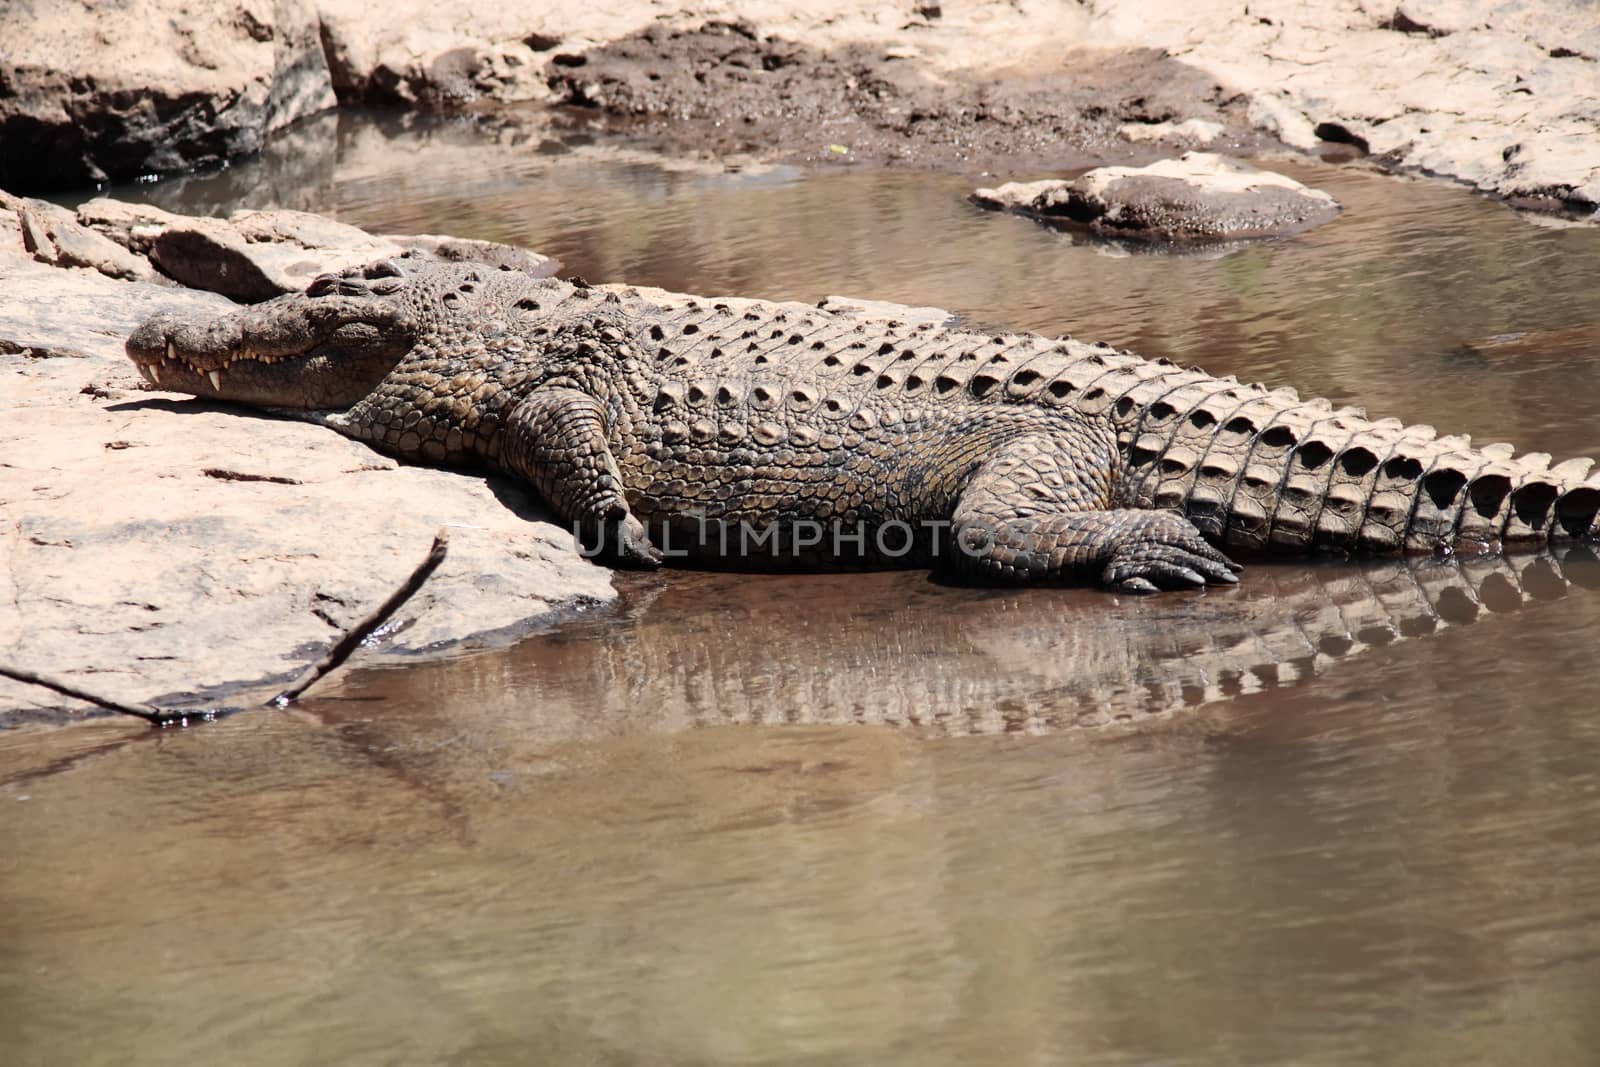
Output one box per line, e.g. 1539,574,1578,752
126,257,1600,592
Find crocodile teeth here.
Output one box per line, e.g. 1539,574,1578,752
166,340,175,361
147,362,161,384
207,369,223,391
138,365,157,385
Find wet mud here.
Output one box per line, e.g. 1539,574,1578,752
549,19,1275,172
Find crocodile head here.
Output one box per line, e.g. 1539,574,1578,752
126,258,429,411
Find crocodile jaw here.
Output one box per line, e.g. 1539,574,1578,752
126,289,417,412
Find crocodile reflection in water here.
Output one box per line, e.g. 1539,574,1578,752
337,547,1600,742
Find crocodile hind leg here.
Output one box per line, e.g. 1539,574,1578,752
948,433,1240,592
501,387,661,567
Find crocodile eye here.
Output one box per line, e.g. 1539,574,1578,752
306,274,339,297
364,259,405,279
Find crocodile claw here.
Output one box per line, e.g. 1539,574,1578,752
1100,516,1242,592
614,516,664,569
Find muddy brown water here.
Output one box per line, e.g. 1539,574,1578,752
7,116,1600,1064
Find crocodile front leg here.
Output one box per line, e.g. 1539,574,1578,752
948,432,1240,592
502,387,661,567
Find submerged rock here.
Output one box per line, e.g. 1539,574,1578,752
972,152,1341,242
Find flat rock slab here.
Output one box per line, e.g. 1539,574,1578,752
0,251,610,726
972,152,1341,242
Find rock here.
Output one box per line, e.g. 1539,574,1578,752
1119,118,1226,145
0,192,157,281
971,152,1341,242
0,204,23,265
145,209,403,302
0,249,233,361
314,0,655,107
0,248,612,723
75,199,194,256
1244,93,1322,151
70,199,558,302
1085,0,1600,213
0,0,336,193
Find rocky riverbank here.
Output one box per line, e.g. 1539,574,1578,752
2,2,1596,214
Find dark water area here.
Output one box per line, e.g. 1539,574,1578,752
8,112,1600,1064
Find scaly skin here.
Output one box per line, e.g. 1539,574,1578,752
126,256,1600,592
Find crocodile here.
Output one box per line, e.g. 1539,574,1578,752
126,255,1600,592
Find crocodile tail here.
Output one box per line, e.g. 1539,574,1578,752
1013,344,1600,555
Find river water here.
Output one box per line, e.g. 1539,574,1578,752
4,112,1600,1064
